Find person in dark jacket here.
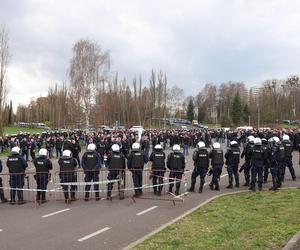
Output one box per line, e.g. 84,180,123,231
81,143,101,201
149,144,166,196
58,150,77,204
248,138,267,191
6,147,28,204
189,141,209,193
107,144,126,200
225,141,240,189
127,142,147,197
209,142,224,191
33,148,53,204
167,144,185,195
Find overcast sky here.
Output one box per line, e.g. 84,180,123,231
1,0,300,107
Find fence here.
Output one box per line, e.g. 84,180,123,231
0,169,191,205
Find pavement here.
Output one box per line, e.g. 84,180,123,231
1,145,300,250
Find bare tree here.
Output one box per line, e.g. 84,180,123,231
69,39,110,128
0,25,9,135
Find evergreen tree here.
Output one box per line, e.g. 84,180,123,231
231,93,242,125
243,104,250,124
187,99,195,122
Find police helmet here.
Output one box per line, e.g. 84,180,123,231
213,142,221,149
254,138,262,145
172,144,181,151
87,143,96,151
272,137,280,143
197,141,205,148
248,136,255,143
39,148,48,157
62,150,72,157
248,135,255,142
282,135,290,141
132,143,140,150
154,144,162,150
230,141,238,146
111,144,120,152
11,146,21,154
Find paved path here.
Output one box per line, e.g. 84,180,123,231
0,147,300,250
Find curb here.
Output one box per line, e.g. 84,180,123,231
123,190,250,250
124,187,300,250
282,229,300,250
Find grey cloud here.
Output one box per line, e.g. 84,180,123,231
1,0,300,106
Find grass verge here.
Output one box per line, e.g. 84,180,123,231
3,126,46,135
134,189,300,250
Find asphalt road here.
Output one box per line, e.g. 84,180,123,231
1,145,300,250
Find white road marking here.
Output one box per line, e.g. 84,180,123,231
41,208,71,218
136,206,158,216
77,227,110,242
0,229,3,232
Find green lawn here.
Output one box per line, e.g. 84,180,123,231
3,126,47,135
134,189,300,250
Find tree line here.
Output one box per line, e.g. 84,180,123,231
1,26,300,132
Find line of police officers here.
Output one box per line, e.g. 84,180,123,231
188,134,297,193
1,141,187,204
1,133,297,205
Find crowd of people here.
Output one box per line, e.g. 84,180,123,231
0,127,299,205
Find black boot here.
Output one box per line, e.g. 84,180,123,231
226,183,233,189
209,183,214,190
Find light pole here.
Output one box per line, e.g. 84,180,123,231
248,115,251,127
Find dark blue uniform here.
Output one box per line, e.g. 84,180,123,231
225,144,240,188
149,149,166,195
6,153,28,203
81,151,101,200
128,150,147,197
107,151,126,199
241,142,254,186
58,156,77,202
33,156,52,203
209,148,224,191
190,148,209,193
249,145,267,191
282,140,296,180
167,151,185,195
271,143,285,189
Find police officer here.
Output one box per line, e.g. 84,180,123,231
81,143,101,201
107,144,126,200
269,137,284,190
58,150,77,203
6,147,28,204
225,141,240,189
249,138,266,191
167,144,185,195
149,144,166,196
127,143,147,197
240,136,255,186
209,142,224,191
0,159,8,203
189,142,209,193
33,148,53,204
262,138,271,183
282,134,296,181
